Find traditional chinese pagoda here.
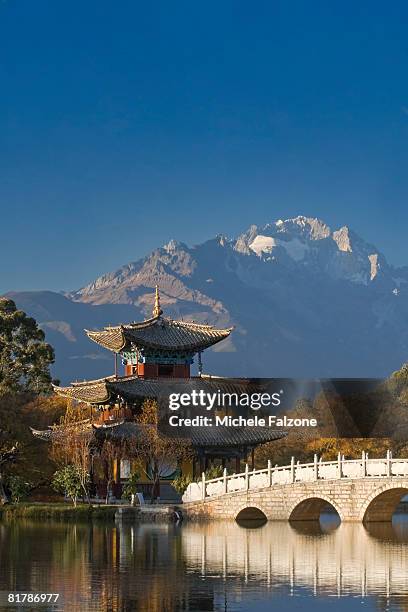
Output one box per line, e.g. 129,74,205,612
86,286,230,379
33,287,284,500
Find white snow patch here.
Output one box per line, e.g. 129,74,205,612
249,235,309,262
249,235,277,255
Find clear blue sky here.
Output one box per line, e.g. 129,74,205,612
1,1,408,293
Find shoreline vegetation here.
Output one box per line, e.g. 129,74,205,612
0,502,118,521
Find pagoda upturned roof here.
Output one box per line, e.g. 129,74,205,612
85,316,232,353
32,419,286,448
53,374,269,406
93,420,286,448
52,376,116,404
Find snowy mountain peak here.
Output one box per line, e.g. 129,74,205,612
231,217,391,285
280,215,332,240
236,216,332,250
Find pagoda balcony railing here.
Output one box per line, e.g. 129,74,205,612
182,451,408,503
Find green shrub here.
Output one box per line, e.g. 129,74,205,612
7,475,32,503
122,472,140,501
172,474,192,495
200,465,225,481
52,466,84,507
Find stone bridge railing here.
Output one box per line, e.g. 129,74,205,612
182,451,408,503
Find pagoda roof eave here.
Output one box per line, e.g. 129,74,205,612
52,374,271,406
52,377,114,404
85,327,126,353
85,317,233,353
31,420,287,449
106,375,272,405
93,421,287,448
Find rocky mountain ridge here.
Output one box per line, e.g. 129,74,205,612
7,216,408,382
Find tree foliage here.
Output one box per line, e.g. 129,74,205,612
0,298,54,395
7,474,32,503
0,393,66,503
172,474,192,495
0,443,19,503
52,465,84,507
388,363,408,403
122,471,141,501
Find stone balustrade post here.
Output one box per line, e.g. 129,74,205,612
202,472,206,500
386,449,392,477
223,467,228,494
337,452,342,479
268,459,272,487
361,451,366,477
314,454,318,480
245,463,249,490
290,456,295,483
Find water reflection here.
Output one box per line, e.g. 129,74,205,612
0,516,407,611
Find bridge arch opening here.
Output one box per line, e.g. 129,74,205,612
235,506,267,527
289,497,341,523
363,487,408,523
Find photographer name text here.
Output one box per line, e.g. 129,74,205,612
168,415,317,428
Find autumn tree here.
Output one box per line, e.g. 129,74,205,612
50,400,94,503
0,298,54,395
306,437,392,460
100,439,124,504
0,393,66,503
125,399,193,502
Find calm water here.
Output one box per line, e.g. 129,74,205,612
0,514,408,611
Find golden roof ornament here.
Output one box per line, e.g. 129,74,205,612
152,285,163,318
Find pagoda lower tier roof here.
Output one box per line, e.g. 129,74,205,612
85,316,232,353
53,375,270,406
32,419,286,449
93,421,286,448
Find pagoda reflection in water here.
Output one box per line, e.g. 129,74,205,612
1,519,408,611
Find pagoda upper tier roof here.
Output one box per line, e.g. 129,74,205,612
85,316,233,353
53,375,268,406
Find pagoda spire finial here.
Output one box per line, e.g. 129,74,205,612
153,285,163,318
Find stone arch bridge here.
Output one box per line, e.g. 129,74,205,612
182,452,408,522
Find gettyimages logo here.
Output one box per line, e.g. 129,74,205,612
168,389,283,411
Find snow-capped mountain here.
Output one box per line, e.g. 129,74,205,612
73,216,404,305
8,217,408,382
234,217,391,286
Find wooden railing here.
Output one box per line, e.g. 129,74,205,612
182,451,408,502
